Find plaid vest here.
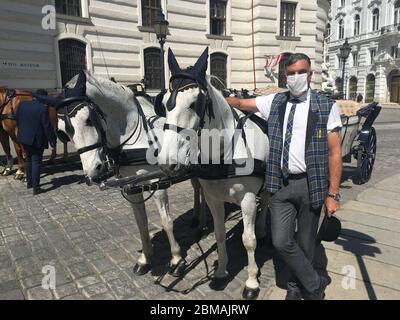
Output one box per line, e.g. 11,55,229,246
264,90,334,209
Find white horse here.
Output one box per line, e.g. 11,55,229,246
156,48,269,299
51,71,206,277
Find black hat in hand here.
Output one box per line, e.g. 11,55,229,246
316,215,342,244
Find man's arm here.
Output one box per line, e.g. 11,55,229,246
225,97,259,112
325,128,342,216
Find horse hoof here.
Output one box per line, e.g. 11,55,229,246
242,286,260,300
133,263,151,276
14,174,24,180
2,168,12,176
169,259,186,277
209,276,228,291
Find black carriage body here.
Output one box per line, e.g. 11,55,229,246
340,102,381,184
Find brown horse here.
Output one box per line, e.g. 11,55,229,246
0,87,60,179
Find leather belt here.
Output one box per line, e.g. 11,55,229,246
287,172,307,180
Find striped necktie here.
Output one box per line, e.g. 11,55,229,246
282,99,300,180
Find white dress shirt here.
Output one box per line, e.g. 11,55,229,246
255,89,342,174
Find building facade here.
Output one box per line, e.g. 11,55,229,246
0,0,330,94
326,0,400,103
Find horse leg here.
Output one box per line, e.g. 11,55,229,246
152,188,186,277
206,195,229,290
63,142,68,161
12,140,25,180
0,128,13,175
241,192,260,300
127,192,153,276
190,178,207,235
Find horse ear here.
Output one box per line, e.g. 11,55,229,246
66,70,86,97
193,47,209,77
75,70,87,93
168,48,181,75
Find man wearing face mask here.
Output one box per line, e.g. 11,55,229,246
226,53,342,300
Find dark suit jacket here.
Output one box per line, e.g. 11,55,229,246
16,100,56,150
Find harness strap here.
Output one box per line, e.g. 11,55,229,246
0,113,17,121
132,94,149,134
163,123,187,133
76,142,104,155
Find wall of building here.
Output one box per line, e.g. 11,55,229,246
327,0,400,103
0,0,58,88
0,0,330,92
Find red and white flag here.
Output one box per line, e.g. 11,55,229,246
264,54,283,71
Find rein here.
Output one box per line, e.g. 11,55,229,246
0,89,32,121
57,94,162,184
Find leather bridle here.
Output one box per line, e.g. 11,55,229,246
154,72,214,135
56,96,108,156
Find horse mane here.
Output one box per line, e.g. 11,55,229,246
205,75,237,130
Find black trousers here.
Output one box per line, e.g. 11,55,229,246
23,145,44,190
269,176,322,294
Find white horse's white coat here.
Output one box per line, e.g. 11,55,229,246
158,76,269,293
61,71,204,270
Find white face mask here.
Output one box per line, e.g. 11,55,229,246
286,73,309,97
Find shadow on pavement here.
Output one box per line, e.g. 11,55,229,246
312,229,380,300
147,203,274,295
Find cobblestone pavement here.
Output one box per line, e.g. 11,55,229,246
0,159,277,300
0,109,399,300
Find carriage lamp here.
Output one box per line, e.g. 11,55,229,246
154,9,169,91
339,38,351,99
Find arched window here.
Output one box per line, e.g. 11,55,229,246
144,48,162,90
390,70,400,103
58,39,87,87
372,9,380,31
348,77,358,100
141,0,161,28
365,74,376,103
338,19,344,39
210,53,227,89
395,0,400,25
354,14,360,36
325,23,331,38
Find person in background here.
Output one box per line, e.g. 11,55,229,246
16,90,56,195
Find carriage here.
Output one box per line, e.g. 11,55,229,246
335,100,381,184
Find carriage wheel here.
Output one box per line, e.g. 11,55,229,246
356,127,376,184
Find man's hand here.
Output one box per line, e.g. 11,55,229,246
324,197,340,217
